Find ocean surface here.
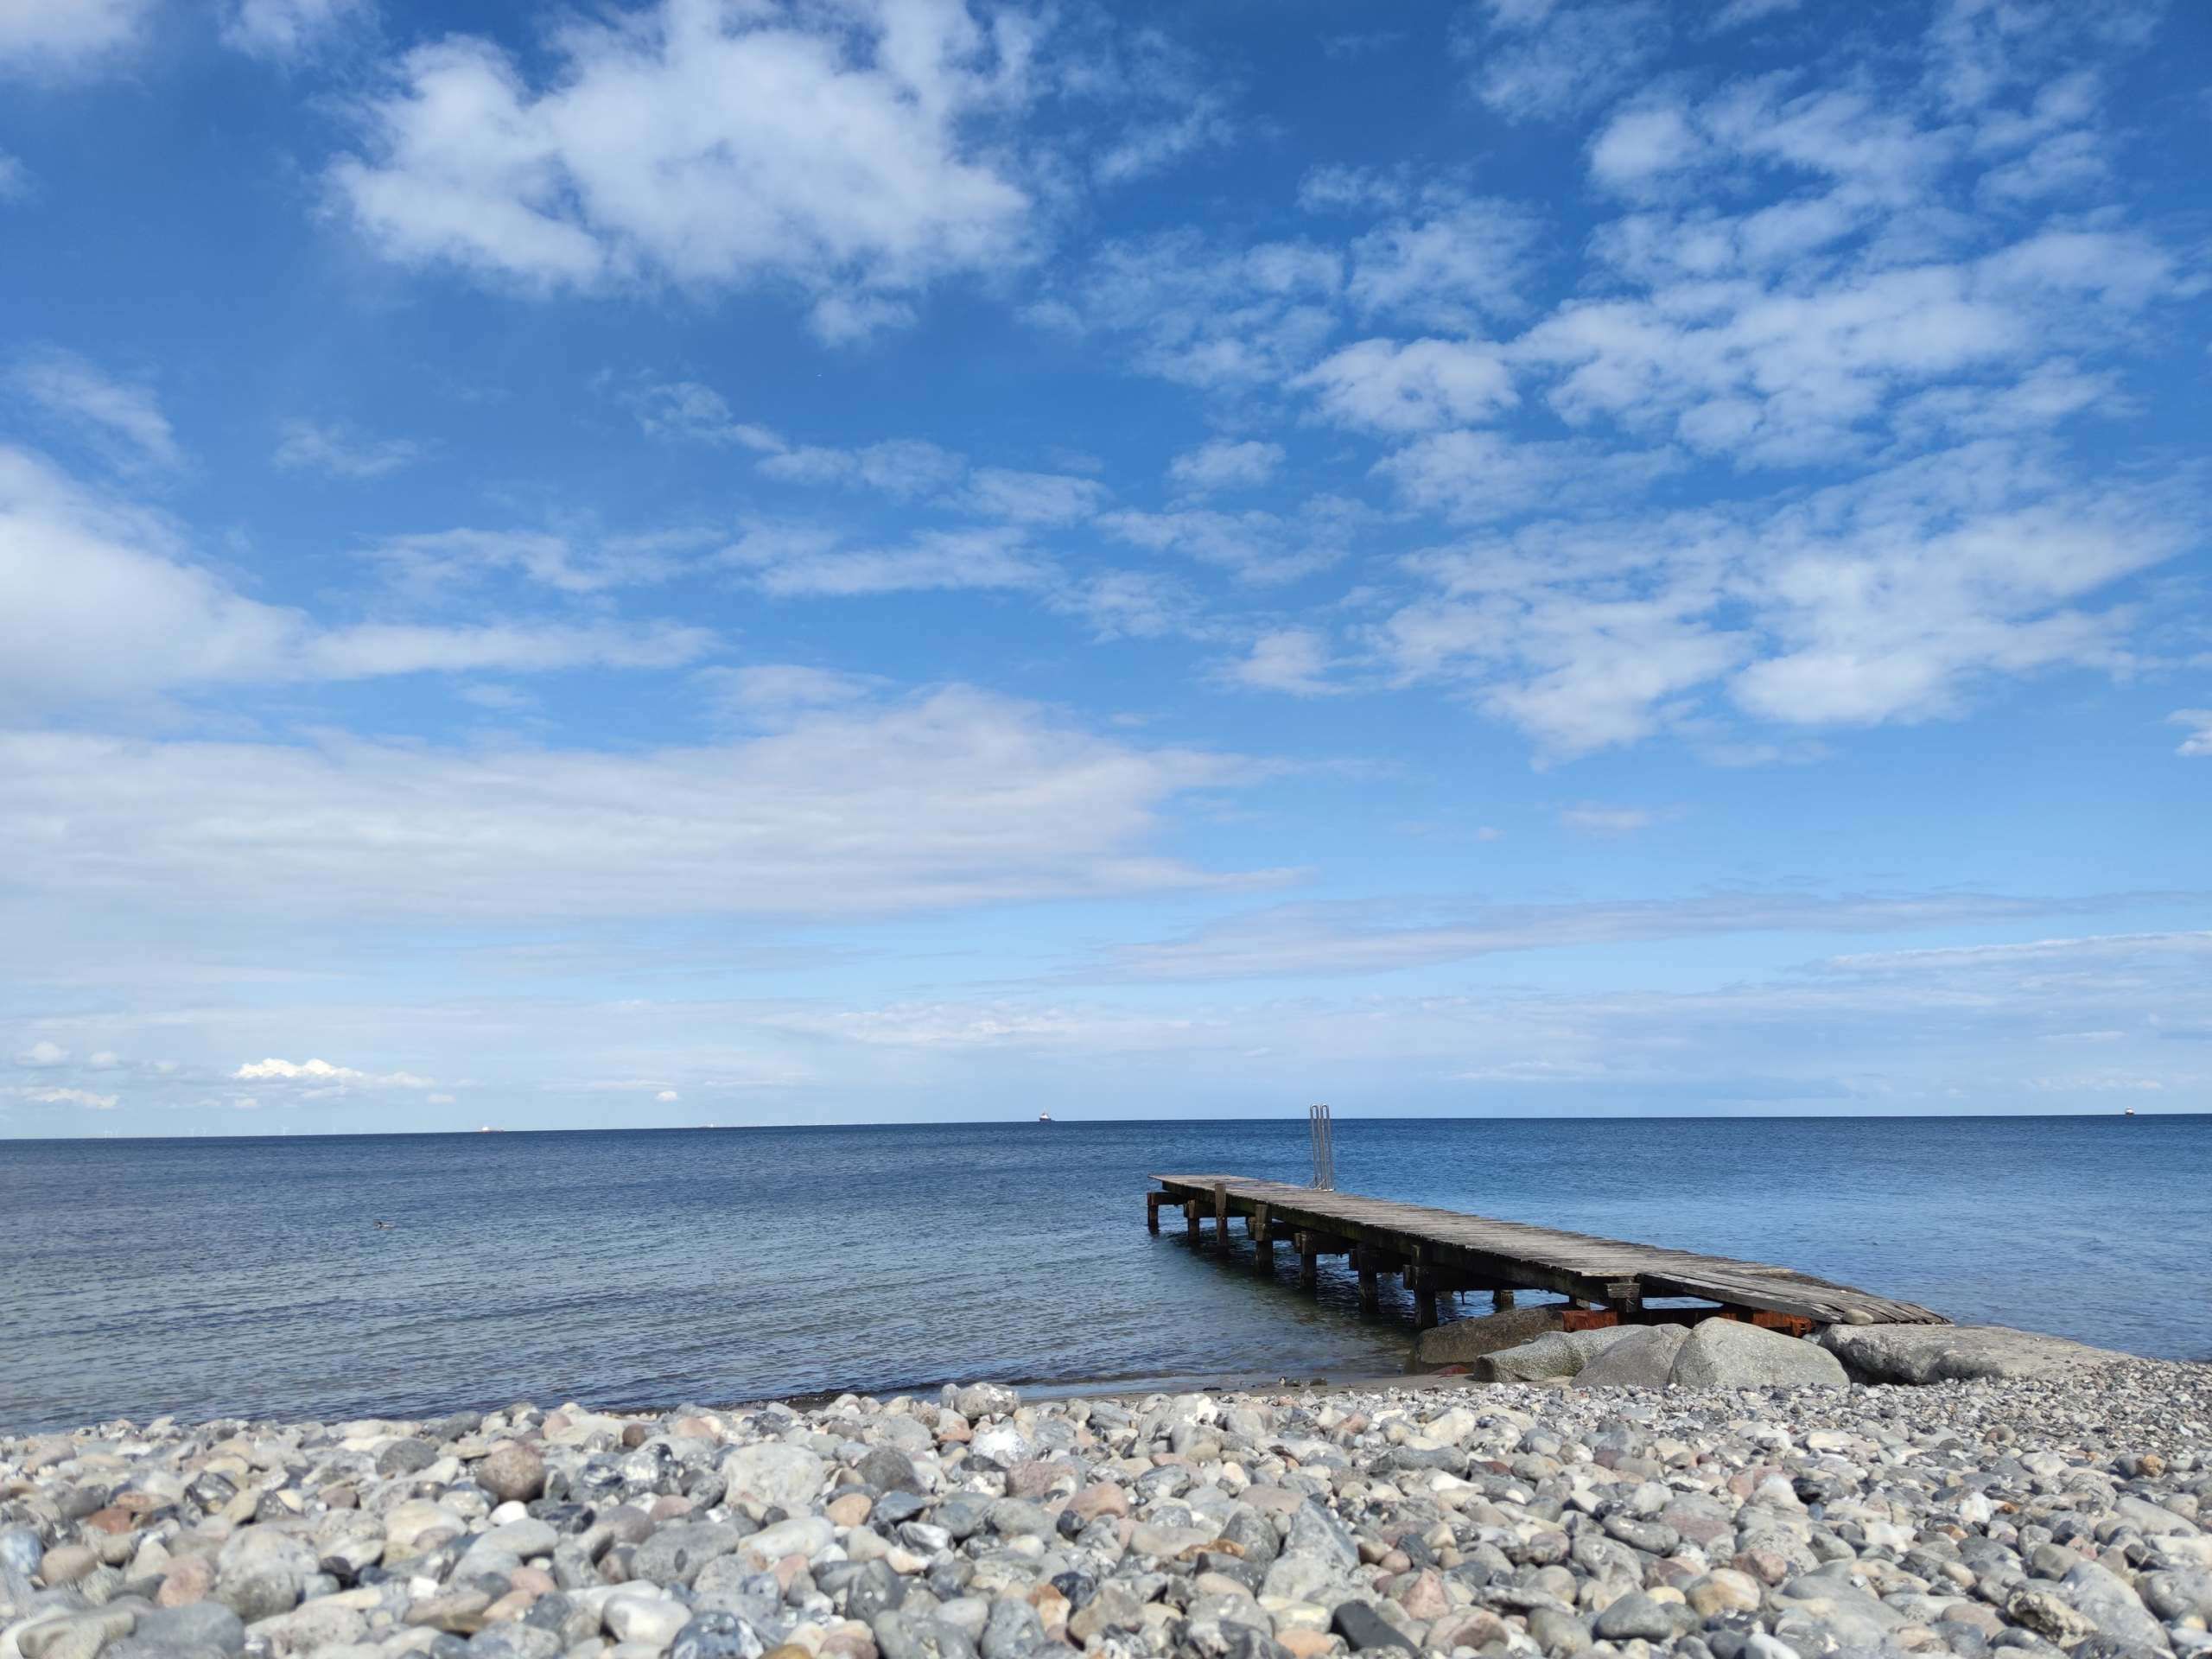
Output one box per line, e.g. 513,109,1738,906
3,1115,2207,1435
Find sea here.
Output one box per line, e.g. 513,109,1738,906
3,1115,2207,1436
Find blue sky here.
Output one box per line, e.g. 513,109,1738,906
3,0,2209,1135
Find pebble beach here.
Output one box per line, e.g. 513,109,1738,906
6,1321,2209,1659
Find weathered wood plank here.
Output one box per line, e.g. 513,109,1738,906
1150,1173,1948,1327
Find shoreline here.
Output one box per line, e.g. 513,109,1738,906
6,1333,2209,1659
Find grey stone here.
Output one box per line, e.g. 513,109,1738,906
1669,1320,1850,1389
1283,1501,1359,1571
668,1611,766,1659
1329,1601,1410,1652
1818,1324,2125,1384
131,1606,244,1656
1409,1304,1574,1369
857,1448,921,1495
977,1598,1045,1659
1528,1606,1592,1657
2054,1561,2173,1652
718,1446,825,1512
1478,1326,1642,1382
377,1441,438,1479
1576,1325,1691,1389
476,1445,546,1506
1593,1592,1683,1642
465,1628,561,1659
629,1524,741,1586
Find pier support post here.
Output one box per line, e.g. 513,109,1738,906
1253,1203,1274,1271
1213,1182,1230,1253
1184,1198,1201,1243
1355,1247,1380,1314
1147,1191,1161,1235
1412,1244,1438,1330
1493,1288,1516,1312
1300,1247,1318,1291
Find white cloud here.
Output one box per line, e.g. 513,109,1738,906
0,0,155,79
1098,507,1344,587
1166,439,1283,493
1108,889,2102,982
12,1086,118,1109
330,1,1035,334
88,1051,120,1069
15,1040,67,1066
0,447,714,712
702,663,877,723
655,1088,679,1102
368,527,704,595
0,153,29,200
1217,628,1340,696
234,1057,433,1087
1027,232,1343,390
621,380,785,451
1345,199,1543,329
1559,804,1671,836
274,419,423,480
724,522,1044,597
960,467,1106,524
1454,0,1667,122
1299,338,1516,433
2171,710,2212,759
14,350,181,471
1373,442,2190,753
1373,429,1679,524
0,689,1264,920
221,0,370,61
760,439,967,498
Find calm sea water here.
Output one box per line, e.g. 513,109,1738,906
3,1116,2207,1435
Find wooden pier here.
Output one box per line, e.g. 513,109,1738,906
1148,1173,1948,1332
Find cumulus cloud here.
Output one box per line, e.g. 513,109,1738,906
2171,710,2212,759
1454,0,1668,123
1373,441,2190,753
1298,338,1516,433
221,0,371,61
620,379,785,451
329,0,1037,336
1166,439,1283,493
233,1057,433,1087
0,0,156,79
1216,628,1341,696
14,1040,67,1066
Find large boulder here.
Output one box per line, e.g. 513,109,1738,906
1410,1303,1573,1368
1477,1325,1642,1382
1669,1319,1848,1388
1819,1323,2125,1383
1575,1325,1689,1388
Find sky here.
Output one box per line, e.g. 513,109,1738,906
2,0,2209,1137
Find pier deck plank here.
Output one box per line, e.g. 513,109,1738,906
1151,1173,1947,1327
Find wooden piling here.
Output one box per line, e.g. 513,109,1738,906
1253,1202,1274,1271
1184,1198,1201,1243
1212,1181,1229,1253
1146,1191,1162,1235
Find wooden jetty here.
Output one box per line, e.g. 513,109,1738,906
1148,1173,1948,1332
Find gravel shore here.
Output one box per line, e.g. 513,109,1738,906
5,1357,2209,1659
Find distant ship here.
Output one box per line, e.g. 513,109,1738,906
1039,1111,1052,1122
2124,1108,2137,1117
